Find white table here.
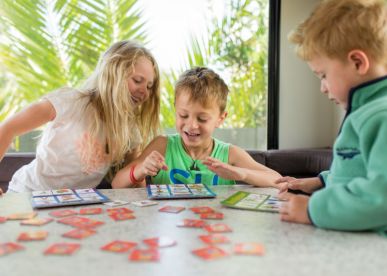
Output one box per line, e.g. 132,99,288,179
0,185,386,276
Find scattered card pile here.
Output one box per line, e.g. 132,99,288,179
1,187,269,262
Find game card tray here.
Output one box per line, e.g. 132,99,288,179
221,191,284,212
146,184,216,200
31,188,110,208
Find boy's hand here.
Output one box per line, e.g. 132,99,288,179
276,176,323,195
202,157,245,181
0,188,3,196
138,151,168,177
279,192,311,225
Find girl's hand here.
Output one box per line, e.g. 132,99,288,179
0,188,3,196
138,151,168,177
278,192,311,224
202,157,246,181
275,176,323,195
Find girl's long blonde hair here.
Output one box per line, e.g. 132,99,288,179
79,40,160,175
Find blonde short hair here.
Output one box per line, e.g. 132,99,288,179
175,67,229,113
289,0,387,62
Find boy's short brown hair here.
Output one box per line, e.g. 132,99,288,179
174,67,229,113
289,0,387,62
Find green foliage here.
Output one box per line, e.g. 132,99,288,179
0,0,268,133
161,0,268,128
0,0,145,121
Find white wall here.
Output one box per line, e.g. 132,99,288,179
278,0,342,149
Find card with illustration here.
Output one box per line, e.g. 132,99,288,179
0,242,25,256
20,217,54,226
199,234,230,244
131,200,158,207
31,188,109,208
234,242,265,256
17,230,48,241
221,191,285,213
101,240,137,253
129,248,160,262
192,246,229,260
158,205,185,213
62,228,96,239
44,243,80,255
142,237,176,248
146,183,216,199
7,212,37,220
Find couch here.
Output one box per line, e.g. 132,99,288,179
0,148,332,192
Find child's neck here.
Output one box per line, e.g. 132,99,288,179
182,138,214,160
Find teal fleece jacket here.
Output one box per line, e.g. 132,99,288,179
309,76,387,234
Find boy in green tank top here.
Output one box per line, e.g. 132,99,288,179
112,67,281,187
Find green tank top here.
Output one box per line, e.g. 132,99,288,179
151,134,235,185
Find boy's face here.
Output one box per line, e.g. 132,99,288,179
307,55,361,110
175,90,226,148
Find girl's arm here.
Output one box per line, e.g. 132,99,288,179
203,145,282,188
0,100,56,162
111,136,167,189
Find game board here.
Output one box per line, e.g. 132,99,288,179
146,184,216,199
31,188,109,208
221,191,284,212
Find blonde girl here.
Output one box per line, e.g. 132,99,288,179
0,40,160,193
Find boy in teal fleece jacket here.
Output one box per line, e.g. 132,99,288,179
277,0,387,234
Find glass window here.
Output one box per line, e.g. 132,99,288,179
0,0,270,152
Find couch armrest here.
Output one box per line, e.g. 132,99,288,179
264,148,332,178
0,153,35,192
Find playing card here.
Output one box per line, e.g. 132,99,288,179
76,188,96,194
176,219,207,228
32,190,53,196
190,206,215,214
131,200,158,207
56,194,81,203
106,207,133,214
234,242,265,255
0,217,7,223
20,217,53,226
49,209,77,218
17,230,48,241
103,200,130,207
200,212,224,220
79,207,103,215
108,212,136,221
204,223,232,233
199,234,230,244
62,228,96,239
52,189,74,195
192,246,229,260
158,205,185,213
44,243,80,255
0,242,24,256
101,240,137,253
7,212,37,220
58,216,104,228
129,248,159,262
142,237,176,248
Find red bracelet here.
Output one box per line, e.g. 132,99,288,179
129,165,142,184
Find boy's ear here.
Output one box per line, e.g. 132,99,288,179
348,50,369,75
216,111,228,128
